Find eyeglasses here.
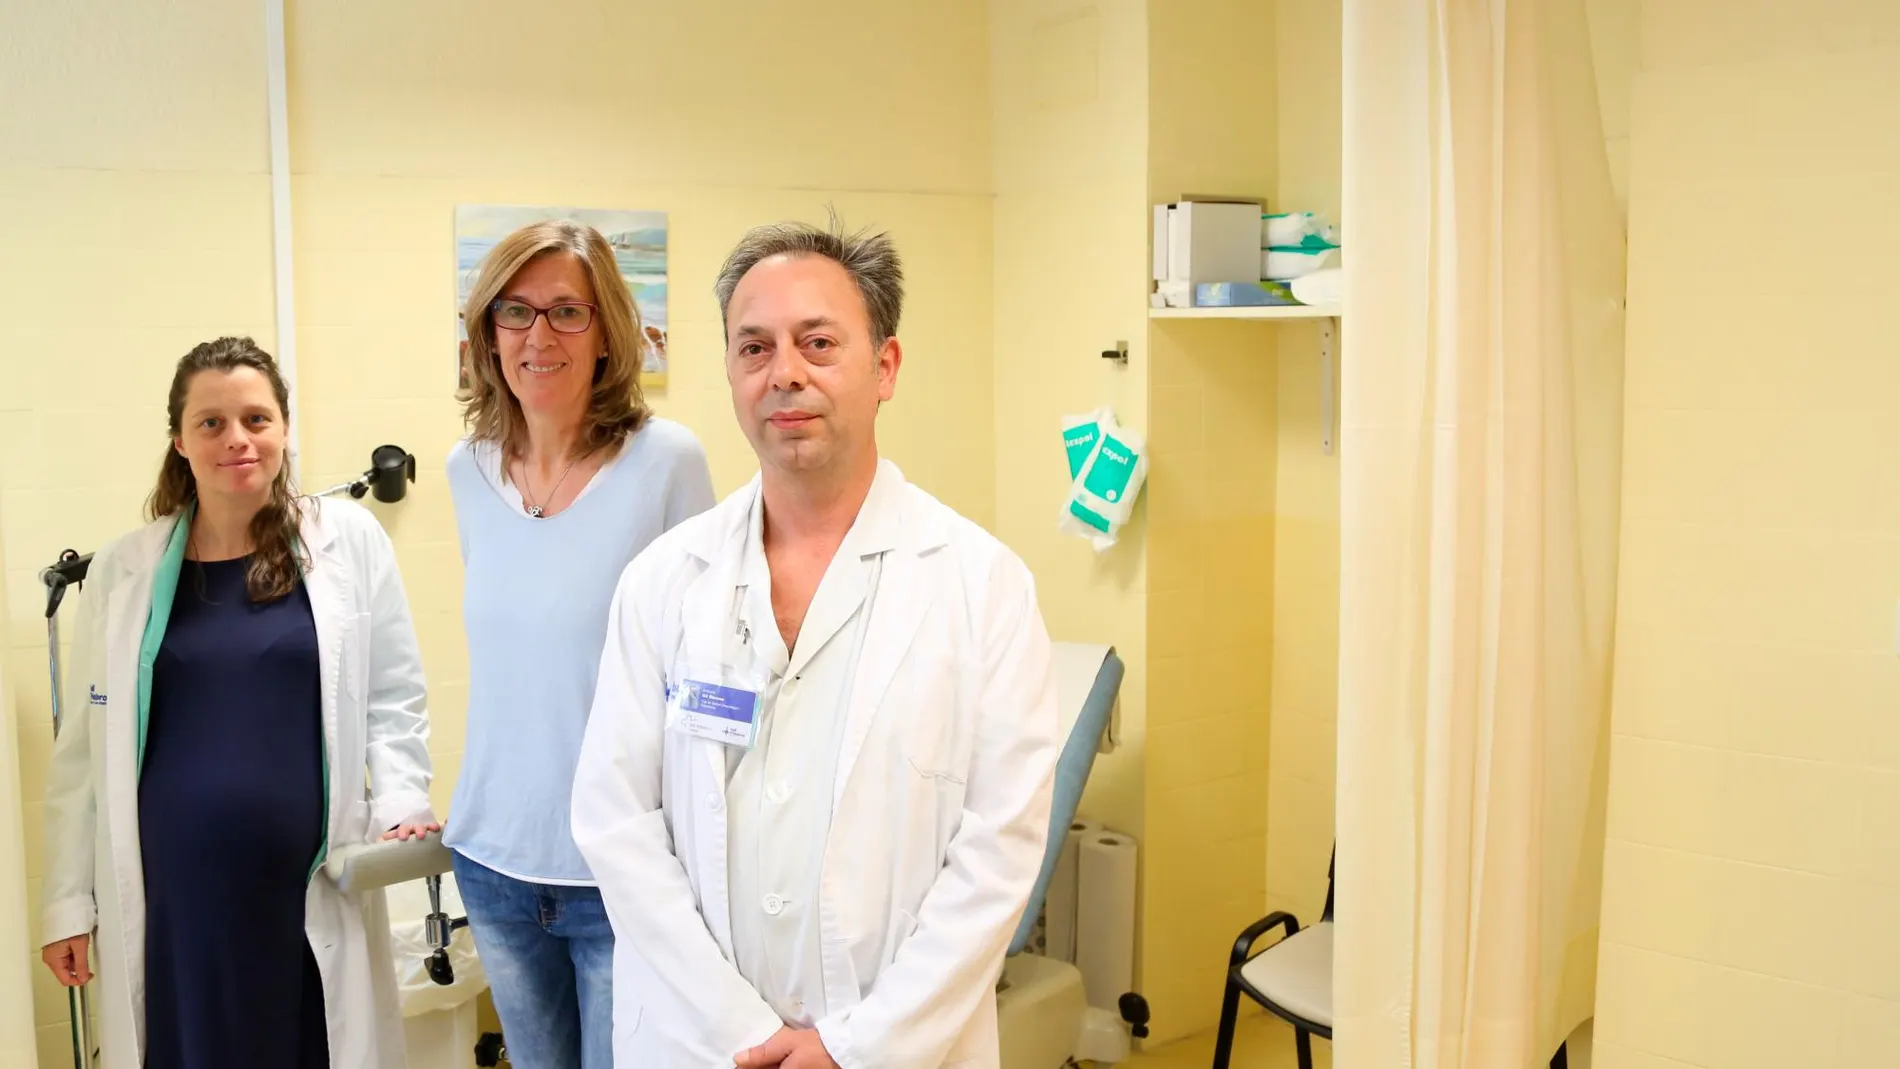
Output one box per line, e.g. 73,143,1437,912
491,298,597,334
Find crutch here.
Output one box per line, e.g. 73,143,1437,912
43,548,96,1069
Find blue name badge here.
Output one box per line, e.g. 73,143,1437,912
673,678,760,748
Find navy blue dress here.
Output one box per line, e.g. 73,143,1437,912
138,556,329,1069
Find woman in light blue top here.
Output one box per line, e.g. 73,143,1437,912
446,219,715,1068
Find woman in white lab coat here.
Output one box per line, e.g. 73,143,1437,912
39,337,437,1069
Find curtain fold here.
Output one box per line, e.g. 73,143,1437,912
1335,0,1625,1065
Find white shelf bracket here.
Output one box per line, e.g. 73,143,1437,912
1320,317,1338,455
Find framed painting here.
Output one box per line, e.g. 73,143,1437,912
454,204,669,389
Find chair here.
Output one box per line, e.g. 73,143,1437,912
1212,850,1334,1069
1211,849,1571,1069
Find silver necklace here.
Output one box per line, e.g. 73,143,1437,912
519,450,591,518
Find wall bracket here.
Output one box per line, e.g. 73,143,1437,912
1320,317,1338,455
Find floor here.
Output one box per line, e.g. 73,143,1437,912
1116,1013,1331,1069
1115,1017,1593,1069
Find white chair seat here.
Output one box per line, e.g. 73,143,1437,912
1237,920,1333,1028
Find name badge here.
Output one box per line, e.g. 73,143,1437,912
669,676,761,749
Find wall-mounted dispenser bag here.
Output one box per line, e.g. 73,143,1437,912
1060,407,1148,551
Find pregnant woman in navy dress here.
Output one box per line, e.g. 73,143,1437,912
39,337,439,1069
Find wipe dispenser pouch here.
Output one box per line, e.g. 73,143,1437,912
1262,211,1341,249
1064,410,1104,481
1060,407,1148,551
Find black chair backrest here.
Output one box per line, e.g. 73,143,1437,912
1321,845,1335,923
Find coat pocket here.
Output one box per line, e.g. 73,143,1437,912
902,744,970,867
898,644,971,783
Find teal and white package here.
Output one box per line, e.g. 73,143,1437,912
1062,408,1115,539
1063,409,1104,480
1060,407,1149,551
1261,245,1340,281
1261,211,1341,249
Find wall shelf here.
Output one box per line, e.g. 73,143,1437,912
1149,304,1342,319
1149,304,1342,455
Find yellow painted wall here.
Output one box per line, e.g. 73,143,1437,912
1585,0,1639,214
1264,0,1343,934
1140,0,1281,1042
988,0,1154,963
0,4,278,1062
0,497,41,1068
3,2,996,1059
285,0,997,823
1593,2,1900,1065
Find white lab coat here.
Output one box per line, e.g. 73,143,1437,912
40,497,434,1069
572,461,1060,1069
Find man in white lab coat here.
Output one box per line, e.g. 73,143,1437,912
571,217,1061,1069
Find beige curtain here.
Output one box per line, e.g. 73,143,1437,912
0,492,45,1066
1333,0,1625,1066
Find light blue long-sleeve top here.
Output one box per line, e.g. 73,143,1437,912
444,417,715,884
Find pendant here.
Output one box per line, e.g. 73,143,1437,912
526,505,545,518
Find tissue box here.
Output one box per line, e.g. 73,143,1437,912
1195,280,1300,307
1153,199,1265,288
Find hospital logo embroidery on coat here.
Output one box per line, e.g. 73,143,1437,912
88,685,107,706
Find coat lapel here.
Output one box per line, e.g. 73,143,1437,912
301,504,348,728
784,551,867,681
680,485,756,809
830,464,943,810
669,492,754,951
831,550,926,810
685,573,739,795
103,542,156,912
133,511,191,773
299,501,348,876
99,514,174,1054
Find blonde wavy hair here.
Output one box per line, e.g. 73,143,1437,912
457,219,650,458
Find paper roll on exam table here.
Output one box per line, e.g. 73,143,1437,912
324,834,466,986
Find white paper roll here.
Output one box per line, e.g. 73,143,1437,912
1045,819,1100,963
1075,830,1138,1010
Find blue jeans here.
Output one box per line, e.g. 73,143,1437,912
452,853,615,1069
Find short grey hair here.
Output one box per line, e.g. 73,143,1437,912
713,213,905,347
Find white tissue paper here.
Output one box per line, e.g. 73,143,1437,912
1061,407,1148,551
1045,819,1102,964
1262,246,1340,281
1075,830,1139,1010
1289,267,1343,308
